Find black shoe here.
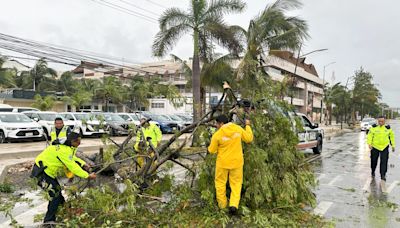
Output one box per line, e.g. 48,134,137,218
228,206,238,215
371,173,375,178
381,176,386,181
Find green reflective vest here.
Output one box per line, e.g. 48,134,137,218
367,125,396,151
134,123,162,151
50,126,68,143
35,145,88,179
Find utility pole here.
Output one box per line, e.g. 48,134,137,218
320,62,336,124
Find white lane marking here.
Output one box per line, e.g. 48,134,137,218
328,175,341,186
387,180,399,193
313,201,333,216
362,178,372,191
1,202,47,227
317,174,326,181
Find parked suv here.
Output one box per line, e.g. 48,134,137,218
22,111,75,138
60,112,106,137
0,112,44,143
293,113,324,154
141,112,179,134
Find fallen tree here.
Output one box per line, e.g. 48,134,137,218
42,85,329,226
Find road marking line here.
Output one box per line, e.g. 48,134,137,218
328,175,341,186
1,202,47,227
387,180,399,193
362,178,373,191
317,174,326,181
313,201,333,216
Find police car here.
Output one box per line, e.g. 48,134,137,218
291,113,324,154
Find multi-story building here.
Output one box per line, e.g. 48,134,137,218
263,51,324,122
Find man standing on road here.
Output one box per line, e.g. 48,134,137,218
208,114,253,215
50,117,71,145
367,116,395,186
134,118,162,167
31,132,96,225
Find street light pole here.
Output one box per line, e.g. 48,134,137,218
320,61,336,124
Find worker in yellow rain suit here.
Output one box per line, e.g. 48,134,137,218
208,114,253,215
134,118,162,167
31,132,96,224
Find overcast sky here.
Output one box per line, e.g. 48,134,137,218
0,0,399,107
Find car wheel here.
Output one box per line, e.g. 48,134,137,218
42,128,49,141
0,131,6,143
312,136,323,154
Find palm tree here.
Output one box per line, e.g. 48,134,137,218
124,76,183,111
57,71,78,96
0,57,17,88
62,90,93,111
32,94,56,111
152,0,245,121
96,76,124,112
233,0,308,97
21,58,57,91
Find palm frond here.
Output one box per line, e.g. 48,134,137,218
159,8,192,30
205,0,246,16
152,24,191,57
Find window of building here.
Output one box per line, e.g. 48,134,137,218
151,103,165,108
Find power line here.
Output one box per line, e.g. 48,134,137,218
145,0,167,9
0,32,158,75
90,0,158,23
117,0,160,17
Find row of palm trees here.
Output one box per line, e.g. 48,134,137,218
152,0,308,121
0,57,182,111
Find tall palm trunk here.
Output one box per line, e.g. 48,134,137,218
192,31,201,122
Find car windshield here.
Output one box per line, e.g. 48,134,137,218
38,113,58,121
0,114,33,123
147,114,169,122
74,113,91,120
362,118,375,123
103,114,125,122
170,115,184,121
128,114,140,121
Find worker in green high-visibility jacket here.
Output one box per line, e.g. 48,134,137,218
31,132,96,224
367,116,395,183
134,118,162,167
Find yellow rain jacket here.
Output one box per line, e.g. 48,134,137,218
368,125,395,151
35,145,88,179
208,122,253,209
134,123,162,151
208,123,254,169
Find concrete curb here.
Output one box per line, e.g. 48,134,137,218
0,145,101,161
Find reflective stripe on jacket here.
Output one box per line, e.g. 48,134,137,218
50,126,68,143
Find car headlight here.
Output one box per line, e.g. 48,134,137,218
6,127,18,130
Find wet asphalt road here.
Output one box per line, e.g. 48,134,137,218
310,120,400,228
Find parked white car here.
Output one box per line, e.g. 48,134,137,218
361,118,377,131
0,104,39,113
60,112,106,137
0,112,44,143
22,111,75,138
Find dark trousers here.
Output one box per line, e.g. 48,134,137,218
371,146,389,180
42,174,65,223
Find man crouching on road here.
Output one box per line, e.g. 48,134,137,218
367,116,395,188
208,114,253,215
31,132,96,225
